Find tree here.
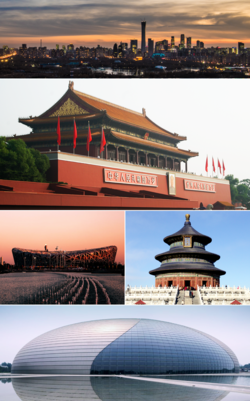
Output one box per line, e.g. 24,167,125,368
225,174,250,209
0,137,50,182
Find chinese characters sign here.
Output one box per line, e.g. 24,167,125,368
184,180,216,193
104,169,158,187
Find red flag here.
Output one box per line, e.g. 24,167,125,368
205,156,208,172
86,124,92,152
100,127,106,153
212,157,215,173
222,160,226,176
57,116,61,146
218,159,221,174
73,119,77,149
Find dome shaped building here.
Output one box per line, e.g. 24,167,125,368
12,318,239,375
149,214,226,289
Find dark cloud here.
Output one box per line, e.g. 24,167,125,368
0,0,249,45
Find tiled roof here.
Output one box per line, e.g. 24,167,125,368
110,131,198,157
74,89,185,140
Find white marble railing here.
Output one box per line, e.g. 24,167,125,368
197,285,250,305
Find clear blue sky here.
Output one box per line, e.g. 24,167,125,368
0,305,250,365
125,211,250,288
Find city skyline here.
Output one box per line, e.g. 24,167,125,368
0,0,250,48
0,211,125,264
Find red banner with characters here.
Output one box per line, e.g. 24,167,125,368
104,169,158,187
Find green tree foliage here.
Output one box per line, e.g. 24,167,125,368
225,174,250,209
0,137,50,182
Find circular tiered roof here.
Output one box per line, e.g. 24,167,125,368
149,214,226,277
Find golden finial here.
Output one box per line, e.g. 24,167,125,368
185,214,190,221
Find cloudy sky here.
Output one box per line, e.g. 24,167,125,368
1,79,249,181
0,0,250,48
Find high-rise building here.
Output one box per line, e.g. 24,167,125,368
56,44,59,50
113,43,118,57
141,20,146,53
67,44,74,51
180,34,185,49
130,40,138,55
196,40,200,49
171,36,175,48
148,38,154,56
238,42,244,55
187,37,192,49
200,42,204,49
0,257,3,265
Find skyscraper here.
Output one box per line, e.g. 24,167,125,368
141,20,146,53
180,34,185,49
148,38,154,56
130,40,138,55
238,42,244,55
187,37,192,49
171,36,175,48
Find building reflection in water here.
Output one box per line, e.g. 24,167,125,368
11,376,229,401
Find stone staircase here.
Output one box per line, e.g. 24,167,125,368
176,290,201,305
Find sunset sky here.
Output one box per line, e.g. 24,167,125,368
0,210,124,264
0,0,250,48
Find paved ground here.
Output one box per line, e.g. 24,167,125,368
120,375,250,395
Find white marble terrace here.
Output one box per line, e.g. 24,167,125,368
198,285,250,305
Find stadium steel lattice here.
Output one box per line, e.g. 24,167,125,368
12,246,117,268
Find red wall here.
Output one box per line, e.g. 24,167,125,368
50,159,231,207
155,275,220,289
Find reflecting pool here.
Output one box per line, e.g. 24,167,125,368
1,376,250,401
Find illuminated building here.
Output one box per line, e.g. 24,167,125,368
187,37,192,49
67,44,74,51
148,38,154,56
12,245,117,268
141,21,146,53
238,42,244,55
171,36,175,48
130,40,138,55
2,81,232,209
12,318,239,375
180,34,185,49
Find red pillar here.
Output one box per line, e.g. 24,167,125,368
126,149,129,163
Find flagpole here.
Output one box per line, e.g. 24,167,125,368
73,117,75,154
88,121,90,157
57,115,60,152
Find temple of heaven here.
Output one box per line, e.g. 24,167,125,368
12,318,239,375
149,214,226,289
